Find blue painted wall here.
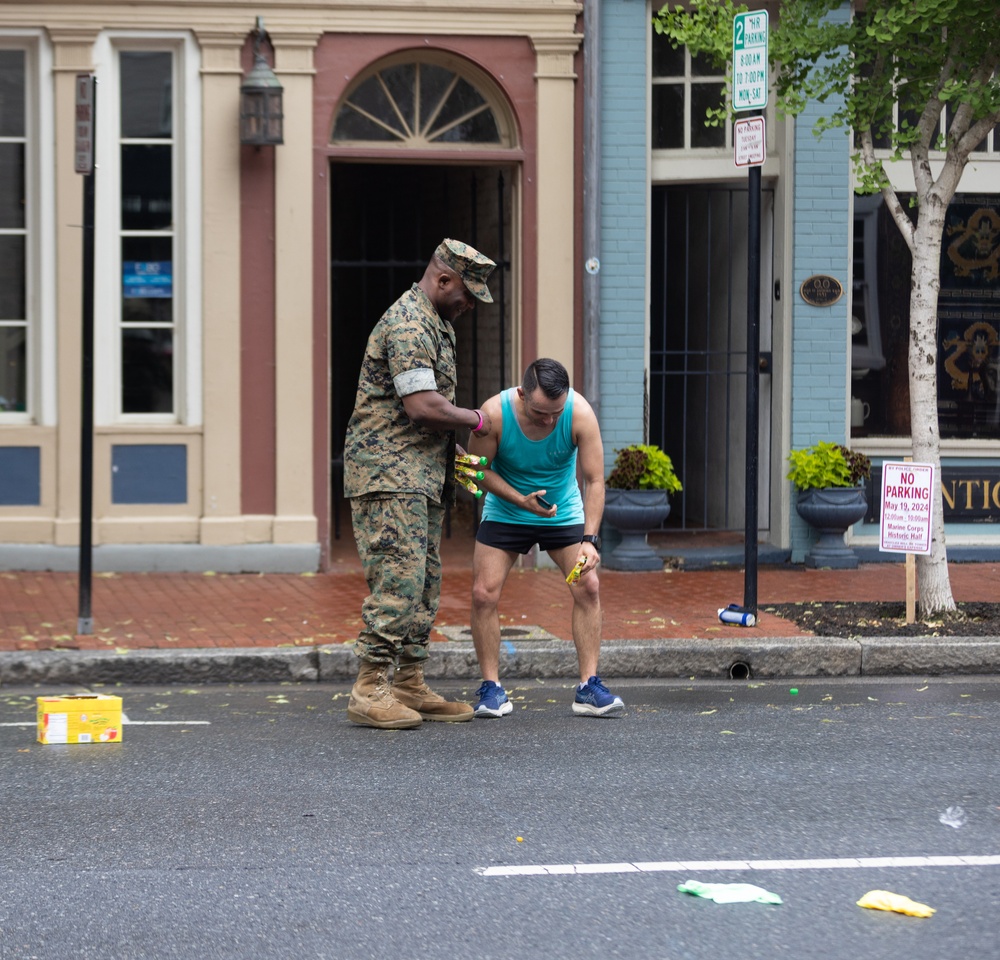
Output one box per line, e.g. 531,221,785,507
788,5,853,559
599,0,649,467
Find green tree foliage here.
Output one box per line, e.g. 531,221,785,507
655,0,1000,199
654,0,1000,614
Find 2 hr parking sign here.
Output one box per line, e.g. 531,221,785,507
733,10,768,112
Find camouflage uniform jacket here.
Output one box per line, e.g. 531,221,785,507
343,283,457,502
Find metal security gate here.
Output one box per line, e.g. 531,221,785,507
328,162,511,538
649,184,774,532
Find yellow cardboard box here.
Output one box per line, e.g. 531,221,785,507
37,694,123,744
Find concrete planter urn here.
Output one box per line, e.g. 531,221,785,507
795,486,868,569
603,444,681,571
787,441,872,570
602,488,672,571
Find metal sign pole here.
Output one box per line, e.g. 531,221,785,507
75,74,96,635
743,161,761,615
732,10,768,619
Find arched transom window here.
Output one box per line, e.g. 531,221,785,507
332,53,515,148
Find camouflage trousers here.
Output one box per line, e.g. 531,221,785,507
350,493,445,665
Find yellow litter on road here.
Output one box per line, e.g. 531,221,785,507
857,889,935,918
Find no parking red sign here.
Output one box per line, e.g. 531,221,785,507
879,462,934,554
734,116,765,167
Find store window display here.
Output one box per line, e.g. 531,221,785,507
851,193,1000,440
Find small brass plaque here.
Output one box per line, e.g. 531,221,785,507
800,274,844,306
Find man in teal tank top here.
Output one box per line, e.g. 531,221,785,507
467,358,625,718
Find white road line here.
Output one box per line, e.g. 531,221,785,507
479,854,1000,877
119,712,210,725
1,719,210,727
121,720,211,725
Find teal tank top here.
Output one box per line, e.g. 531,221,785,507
480,388,584,526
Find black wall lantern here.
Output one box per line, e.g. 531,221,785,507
240,18,283,146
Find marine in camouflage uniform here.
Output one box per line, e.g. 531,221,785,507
344,283,458,665
343,239,496,729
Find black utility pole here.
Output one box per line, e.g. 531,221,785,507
75,74,96,635
732,8,768,620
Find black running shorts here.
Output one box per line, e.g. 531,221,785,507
476,520,585,555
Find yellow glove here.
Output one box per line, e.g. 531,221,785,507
856,890,935,918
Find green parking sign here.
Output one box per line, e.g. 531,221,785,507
733,10,768,111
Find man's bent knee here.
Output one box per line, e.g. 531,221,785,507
471,581,504,609
570,577,601,605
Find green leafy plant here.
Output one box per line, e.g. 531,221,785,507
606,444,683,493
786,441,872,492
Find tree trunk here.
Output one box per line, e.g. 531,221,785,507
908,199,956,617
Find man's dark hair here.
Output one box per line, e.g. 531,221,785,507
522,358,570,399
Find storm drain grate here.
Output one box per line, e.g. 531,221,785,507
434,625,561,642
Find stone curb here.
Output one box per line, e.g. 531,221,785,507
860,637,1000,675
0,647,320,686
2,637,999,685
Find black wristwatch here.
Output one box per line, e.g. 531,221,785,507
581,534,602,552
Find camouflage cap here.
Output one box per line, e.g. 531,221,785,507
434,238,496,304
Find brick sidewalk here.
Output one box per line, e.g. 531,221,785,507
1,556,997,653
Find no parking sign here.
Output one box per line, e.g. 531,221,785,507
879,462,935,554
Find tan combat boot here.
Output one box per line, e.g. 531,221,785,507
347,660,423,729
392,661,474,722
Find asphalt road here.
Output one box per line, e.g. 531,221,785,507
1,677,999,959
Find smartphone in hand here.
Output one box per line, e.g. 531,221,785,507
536,496,554,509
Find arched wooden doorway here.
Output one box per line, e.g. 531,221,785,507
327,52,520,542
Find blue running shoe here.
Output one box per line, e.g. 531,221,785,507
572,676,625,717
474,680,513,718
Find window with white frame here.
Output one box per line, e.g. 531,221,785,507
853,63,1000,442
0,47,28,415
651,28,729,151
864,63,1000,157
331,55,513,148
867,101,1000,157
119,50,175,414
95,35,200,425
